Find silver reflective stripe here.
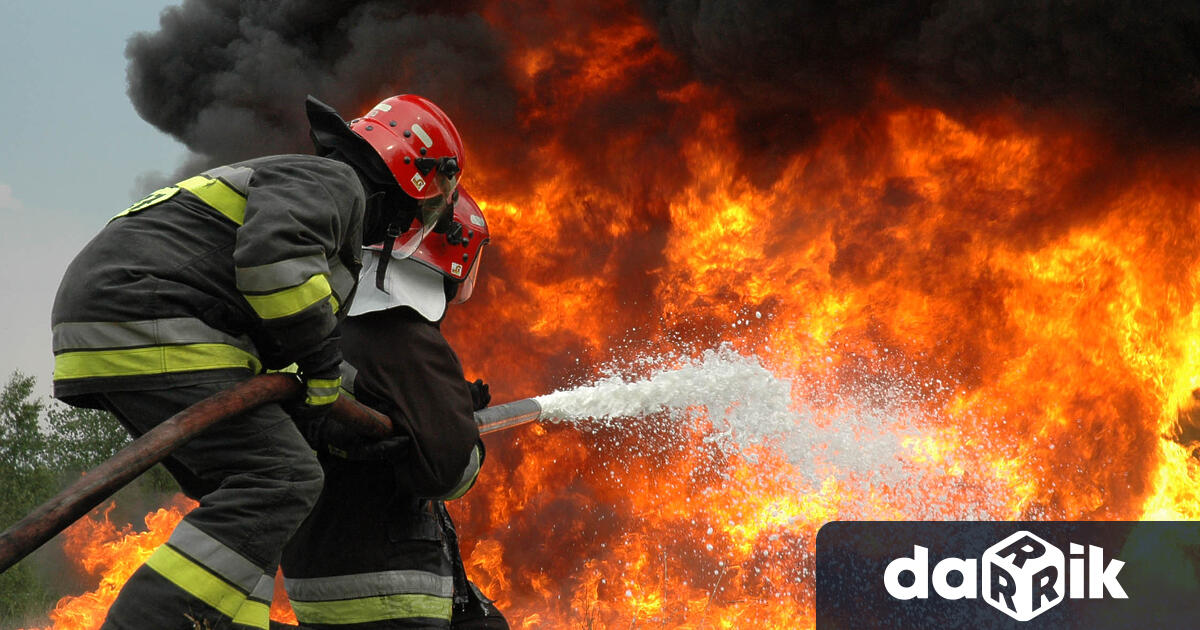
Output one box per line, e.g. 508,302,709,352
250,574,275,602
441,444,482,500
168,520,268,594
306,383,340,400
339,361,358,396
205,165,253,195
285,569,453,602
236,253,330,294
52,318,257,354
328,258,356,303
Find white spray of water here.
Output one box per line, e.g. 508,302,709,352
534,344,1010,520
537,345,794,446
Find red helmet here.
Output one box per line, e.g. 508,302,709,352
351,95,464,200
351,95,464,259
370,188,490,304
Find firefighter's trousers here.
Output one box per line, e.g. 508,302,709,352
280,458,507,629
97,380,324,630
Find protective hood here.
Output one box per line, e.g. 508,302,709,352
349,249,447,322
306,96,396,187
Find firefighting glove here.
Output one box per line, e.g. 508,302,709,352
292,335,344,424
340,433,411,461
303,414,411,461
467,379,491,411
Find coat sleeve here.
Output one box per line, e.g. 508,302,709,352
233,157,364,362
341,308,482,499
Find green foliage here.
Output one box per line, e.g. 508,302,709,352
0,371,179,629
42,404,131,476
0,372,57,626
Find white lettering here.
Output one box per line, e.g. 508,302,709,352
1088,545,1127,599
884,545,929,600
883,532,1128,622
931,557,977,600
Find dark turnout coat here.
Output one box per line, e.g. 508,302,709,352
51,154,364,406
340,306,481,499
61,154,368,629
281,306,487,628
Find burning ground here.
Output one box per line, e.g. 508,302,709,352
25,1,1200,628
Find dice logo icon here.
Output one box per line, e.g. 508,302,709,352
982,531,1064,621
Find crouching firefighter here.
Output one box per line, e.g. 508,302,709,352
280,188,508,629
50,93,466,630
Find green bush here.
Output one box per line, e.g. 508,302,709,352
0,372,178,629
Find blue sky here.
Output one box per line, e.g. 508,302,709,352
0,1,187,398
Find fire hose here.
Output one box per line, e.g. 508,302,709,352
0,374,542,573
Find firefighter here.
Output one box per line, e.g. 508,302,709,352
50,94,466,630
280,188,508,629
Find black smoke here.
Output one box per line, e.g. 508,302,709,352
126,0,518,171
127,1,1200,186
641,0,1200,152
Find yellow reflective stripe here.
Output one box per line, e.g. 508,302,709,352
291,593,452,624
330,293,341,313
236,254,330,293
232,600,270,629
111,175,247,224
112,185,181,220
306,392,339,406
54,343,262,381
177,175,248,225
243,274,332,320
441,445,482,500
305,377,342,406
145,546,267,627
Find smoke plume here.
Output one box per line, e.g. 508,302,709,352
640,0,1200,151
126,0,517,170
128,1,1200,183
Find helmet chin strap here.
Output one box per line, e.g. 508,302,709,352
372,190,422,292
375,222,401,292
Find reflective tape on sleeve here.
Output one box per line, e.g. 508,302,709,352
242,274,333,320
440,444,482,501
339,362,358,398
328,258,357,310
305,377,342,406
236,254,330,294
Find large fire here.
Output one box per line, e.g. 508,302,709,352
23,2,1200,629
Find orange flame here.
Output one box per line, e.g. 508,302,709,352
35,2,1200,628
26,498,297,629
31,498,194,630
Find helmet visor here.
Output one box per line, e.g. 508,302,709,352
390,167,459,260
451,246,484,304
